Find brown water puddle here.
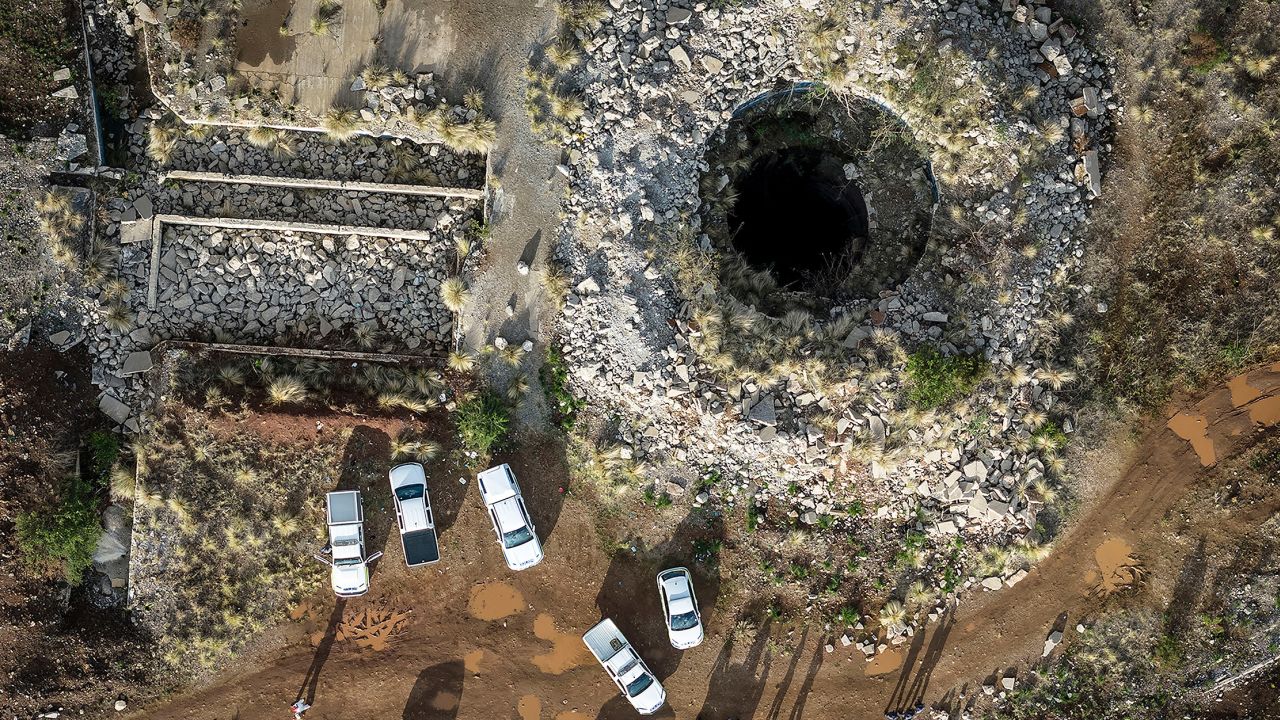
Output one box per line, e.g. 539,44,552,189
463,649,485,673
237,0,298,67
1248,396,1280,426
531,613,589,674
864,646,903,676
468,582,525,621
1228,372,1264,407
1089,537,1140,595
1168,411,1216,466
518,694,541,720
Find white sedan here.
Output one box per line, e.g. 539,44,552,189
657,567,704,649
477,464,544,570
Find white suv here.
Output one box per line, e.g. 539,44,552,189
477,464,544,570
657,567,704,649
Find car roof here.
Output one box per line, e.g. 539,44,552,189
491,497,527,531
390,462,426,489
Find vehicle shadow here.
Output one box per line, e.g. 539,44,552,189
334,425,396,574
695,615,775,720
423,450,468,534
296,599,346,705
402,660,465,720
490,436,569,543
594,510,726,682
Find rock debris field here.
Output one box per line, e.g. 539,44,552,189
550,0,1115,642
84,120,485,430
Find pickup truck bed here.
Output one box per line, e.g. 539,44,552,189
402,528,439,566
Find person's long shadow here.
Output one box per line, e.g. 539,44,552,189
763,625,812,720
783,633,825,720
696,614,775,720
297,599,346,705
885,603,958,713
884,621,929,713
402,660,465,720
594,510,725,682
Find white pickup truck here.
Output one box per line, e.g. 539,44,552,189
477,464,544,571
389,463,440,567
582,618,667,715
323,490,381,597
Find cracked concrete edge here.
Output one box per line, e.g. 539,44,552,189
145,214,443,310
159,170,486,200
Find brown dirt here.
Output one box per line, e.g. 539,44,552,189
121,361,1280,720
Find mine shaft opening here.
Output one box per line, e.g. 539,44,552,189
727,147,869,289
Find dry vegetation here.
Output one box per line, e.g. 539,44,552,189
129,405,332,673
1067,0,1280,409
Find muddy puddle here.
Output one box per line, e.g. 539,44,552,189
237,0,298,67
468,582,525,621
1248,396,1280,426
531,613,589,674
1089,537,1140,595
1229,372,1264,407
1168,411,1216,466
864,646,903,676
518,695,541,720
463,649,485,673
431,691,460,711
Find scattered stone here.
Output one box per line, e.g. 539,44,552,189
53,67,72,82
99,394,131,425
669,45,692,72
52,86,79,99
120,350,154,375
1042,630,1063,657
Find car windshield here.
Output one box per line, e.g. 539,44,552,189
625,672,655,697
334,556,363,567
502,525,534,549
670,610,699,631
395,484,424,502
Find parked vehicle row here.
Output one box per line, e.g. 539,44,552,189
319,461,703,715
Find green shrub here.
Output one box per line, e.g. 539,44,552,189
905,347,987,408
1030,422,1068,452
456,391,510,457
540,344,583,431
16,476,101,583
87,430,120,479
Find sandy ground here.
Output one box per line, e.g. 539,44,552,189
121,361,1280,720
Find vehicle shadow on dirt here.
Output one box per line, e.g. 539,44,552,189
490,436,568,540
593,509,725,695
402,660,465,720
332,425,398,575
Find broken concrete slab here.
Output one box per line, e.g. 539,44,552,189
120,350,154,375
748,395,777,426
99,394,131,424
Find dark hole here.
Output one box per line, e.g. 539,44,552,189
727,147,869,289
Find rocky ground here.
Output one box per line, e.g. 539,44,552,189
548,0,1114,649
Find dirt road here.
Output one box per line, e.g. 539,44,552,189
128,362,1280,720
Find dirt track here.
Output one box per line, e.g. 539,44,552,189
127,362,1280,720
